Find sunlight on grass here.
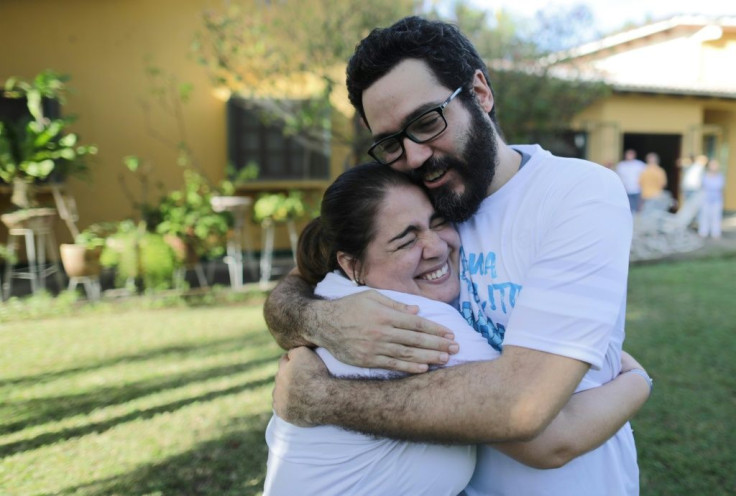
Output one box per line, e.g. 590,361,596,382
0,304,280,496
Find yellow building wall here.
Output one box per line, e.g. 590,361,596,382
0,0,349,250
574,94,736,210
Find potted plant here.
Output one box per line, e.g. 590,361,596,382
155,169,232,264
252,190,315,286
252,190,309,225
100,219,179,292
59,222,117,279
0,70,97,214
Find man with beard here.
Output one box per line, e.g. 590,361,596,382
264,16,642,495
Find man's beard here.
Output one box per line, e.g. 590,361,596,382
412,105,498,223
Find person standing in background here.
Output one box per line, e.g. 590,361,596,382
681,154,707,202
698,159,725,239
616,149,646,213
639,152,668,213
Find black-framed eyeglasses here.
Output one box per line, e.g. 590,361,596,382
367,87,463,166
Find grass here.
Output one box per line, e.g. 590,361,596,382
0,301,281,495
625,256,736,495
1,256,735,495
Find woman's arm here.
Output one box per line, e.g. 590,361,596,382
492,351,651,469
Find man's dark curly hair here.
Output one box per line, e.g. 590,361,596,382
346,16,497,127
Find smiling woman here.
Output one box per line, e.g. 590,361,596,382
264,162,492,495
262,161,652,495
338,184,460,302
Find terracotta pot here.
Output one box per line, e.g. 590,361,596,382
60,244,102,278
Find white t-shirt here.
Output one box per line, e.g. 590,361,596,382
459,145,639,496
264,272,498,496
616,159,646,194
681,163,705,192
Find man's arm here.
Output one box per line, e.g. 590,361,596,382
273,345,588,443
493,351,651,468
262,271,321,350
263,270,459,374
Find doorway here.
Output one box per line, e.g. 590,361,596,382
622,133,682,200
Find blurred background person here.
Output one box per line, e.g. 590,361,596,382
616,149,646,213
698,159,725,239
681,154,707,202
639,152,669,214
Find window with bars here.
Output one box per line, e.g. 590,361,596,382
227,97,330,181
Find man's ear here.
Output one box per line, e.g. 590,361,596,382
337,251,360,283
471,69,494,114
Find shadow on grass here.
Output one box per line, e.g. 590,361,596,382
45,411,271,496
0,331,274,389
0,374,276,458
0,332,278,436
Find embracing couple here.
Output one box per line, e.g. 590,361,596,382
262,16,651,496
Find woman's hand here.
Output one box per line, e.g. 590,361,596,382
619,350,653,395
620,350,646,374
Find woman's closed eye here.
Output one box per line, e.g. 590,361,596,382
395,236,417,250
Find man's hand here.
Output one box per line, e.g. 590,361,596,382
315,290,459,374
273,347,331,426
263,271,458,374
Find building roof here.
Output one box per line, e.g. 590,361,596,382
544,15,736,99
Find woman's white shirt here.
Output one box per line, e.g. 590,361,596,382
263,271,498,496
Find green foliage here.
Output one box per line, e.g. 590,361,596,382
253,190,309,223
193,0,417,154
226,160,259,185
118,154,165,227
431,2,536,60
0,289,82,321
74,221,119,249
435,2,610,148
0,243,16,264
101,220,178,291
195,1,610,160
492,70,609,146
0,70,97,207
155,170,232,258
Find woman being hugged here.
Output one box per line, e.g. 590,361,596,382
264,162,651,496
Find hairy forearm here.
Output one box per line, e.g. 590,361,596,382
294,351,584,444
309,362,527,443
263,272,324,349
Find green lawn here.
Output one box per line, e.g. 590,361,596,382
625,257,736,495
1,257,735,495
0,301,281,495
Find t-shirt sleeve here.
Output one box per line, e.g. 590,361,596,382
503,169,632,369
379,290,499,365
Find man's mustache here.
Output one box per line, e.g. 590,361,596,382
410,156,460,183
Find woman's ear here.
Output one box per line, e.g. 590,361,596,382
337,252,360,283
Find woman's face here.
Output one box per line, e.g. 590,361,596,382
344,184,461,303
